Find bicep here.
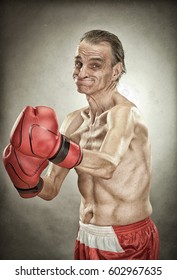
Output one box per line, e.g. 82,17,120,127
99,106,135,163
77,106,136,178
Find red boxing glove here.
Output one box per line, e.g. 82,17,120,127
2,144,48,198
10,106,82,169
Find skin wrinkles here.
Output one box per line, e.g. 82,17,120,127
40,39,152,226
72,42,120,122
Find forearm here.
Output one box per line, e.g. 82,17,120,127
38,177,58,201
76,149,119,179
38,164,69,200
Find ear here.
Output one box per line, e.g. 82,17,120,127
112,62,122,81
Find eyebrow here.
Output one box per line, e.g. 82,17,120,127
74,55,104,63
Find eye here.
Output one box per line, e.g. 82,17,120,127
89,63,101,70
75,60,82,69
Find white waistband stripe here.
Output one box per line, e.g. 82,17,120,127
77,221,124,253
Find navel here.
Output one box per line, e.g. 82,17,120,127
82,205,94,224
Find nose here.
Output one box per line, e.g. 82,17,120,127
77,65,89,79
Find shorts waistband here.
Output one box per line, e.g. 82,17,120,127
78,221,125,253
79,217,152,236
79,221,115,237
113,217,152,233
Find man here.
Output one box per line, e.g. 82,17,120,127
3,30,159,260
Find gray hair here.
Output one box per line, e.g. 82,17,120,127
80,30,126,80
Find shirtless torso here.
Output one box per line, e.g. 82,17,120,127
40,37,152,227
37,31,159,260
41,92,152,227
62,93,152,226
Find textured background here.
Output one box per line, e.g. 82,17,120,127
0,0,176,260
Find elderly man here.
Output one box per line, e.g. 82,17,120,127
3,30,159,260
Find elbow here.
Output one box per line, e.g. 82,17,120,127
38,189,58,201
38,189,59,201
99,161,117,179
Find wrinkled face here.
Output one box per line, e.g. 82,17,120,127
73,40,118,95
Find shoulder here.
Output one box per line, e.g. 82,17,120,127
108,99,147,130
110,93,136,115
60,106,88,137
108,100,138,120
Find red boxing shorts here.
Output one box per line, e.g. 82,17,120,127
74,217,159,260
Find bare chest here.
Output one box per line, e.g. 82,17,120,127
70,112,108,151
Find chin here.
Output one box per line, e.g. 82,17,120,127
76,88,85,94
77,87,91,95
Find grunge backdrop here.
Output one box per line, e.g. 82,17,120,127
0,0,176,260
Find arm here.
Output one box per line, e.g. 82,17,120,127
38,109,83,201
38,163,70,201
38,111,78,201
76,106,138,179
3,106,81,199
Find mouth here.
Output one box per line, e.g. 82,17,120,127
74,77,94,87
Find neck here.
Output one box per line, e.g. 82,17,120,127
86,86,119,124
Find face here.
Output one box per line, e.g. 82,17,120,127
73,40,119,96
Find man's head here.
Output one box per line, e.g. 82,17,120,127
80,30,126,78
73,30,126,95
